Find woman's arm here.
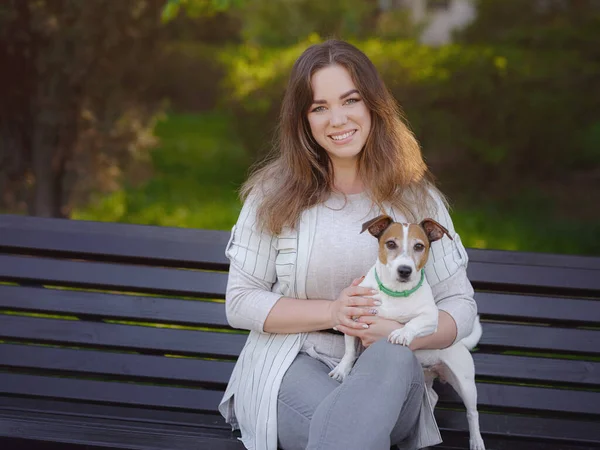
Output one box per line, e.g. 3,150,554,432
225,194,378,334
263,281,379,334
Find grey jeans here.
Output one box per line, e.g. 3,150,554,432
277,339,425,450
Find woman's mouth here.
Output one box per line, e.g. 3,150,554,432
328,129,357,144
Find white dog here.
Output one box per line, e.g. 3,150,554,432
329,215,485,450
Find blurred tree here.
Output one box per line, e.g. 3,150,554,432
0,0,165,217
235,0,379,46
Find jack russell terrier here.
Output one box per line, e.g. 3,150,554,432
329,215,485,450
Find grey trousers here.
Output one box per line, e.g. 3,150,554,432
277,339,425,450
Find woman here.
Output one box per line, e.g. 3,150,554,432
218,39,477,450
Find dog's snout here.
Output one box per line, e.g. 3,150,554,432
397,265,412,279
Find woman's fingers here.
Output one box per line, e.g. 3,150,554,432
346,306,378,318
341,315,369,329
345,295,380,308
347,286,378,298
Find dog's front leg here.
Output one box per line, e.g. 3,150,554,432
388,308,438,347
329,334,358,382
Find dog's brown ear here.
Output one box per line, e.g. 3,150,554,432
361,215,394,239
420,218,453,243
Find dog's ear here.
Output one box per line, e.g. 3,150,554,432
420,218,453,243
361,215,394,239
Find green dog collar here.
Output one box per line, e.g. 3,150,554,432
374,269,425,298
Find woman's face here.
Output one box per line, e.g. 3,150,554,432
307,65,371,167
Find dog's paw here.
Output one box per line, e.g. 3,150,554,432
469,434,485,450
329,363,351,382
388,328,416,346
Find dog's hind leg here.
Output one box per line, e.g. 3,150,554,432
437,345,485,450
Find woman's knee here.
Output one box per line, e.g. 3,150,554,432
356,339,423,384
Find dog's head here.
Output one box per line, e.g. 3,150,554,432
361,215,452,284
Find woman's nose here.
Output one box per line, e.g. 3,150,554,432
330,109,348,127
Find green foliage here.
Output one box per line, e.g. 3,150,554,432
161,0,244,23
234,0,377,46
73,112,249,230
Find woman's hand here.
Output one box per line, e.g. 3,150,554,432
336,316,404,347
328,277,380,331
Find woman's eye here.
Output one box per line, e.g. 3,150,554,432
386,241,397,250
345,98,360,105
414,243,425,252
311,106,326,113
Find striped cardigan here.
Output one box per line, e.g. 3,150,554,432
218,193,477,450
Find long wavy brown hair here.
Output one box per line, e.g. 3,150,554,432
241,39,445,234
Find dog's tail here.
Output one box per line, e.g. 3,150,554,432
461,315,482,351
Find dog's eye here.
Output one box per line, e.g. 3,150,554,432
386,241,397,250
414,243,425,252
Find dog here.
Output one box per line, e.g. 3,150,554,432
329,215,486,450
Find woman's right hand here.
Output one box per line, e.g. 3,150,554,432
329,277,380,330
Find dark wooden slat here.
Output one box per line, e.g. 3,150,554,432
473,353,600,386
476,291,600,325
436,409,600,446
0,316,246,358
479,322,600,355
436,381,600,416
0,254,228,298
467,260,600,293
0,397,229,430
0,410,244,450
467,247,600,270
0,344,235,386
439,433,597,450
3,344,597,390
0,285,230,327
0,214,231,269
0,373,224,412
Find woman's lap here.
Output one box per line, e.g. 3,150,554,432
277,340,424,450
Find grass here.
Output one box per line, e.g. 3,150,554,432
74,110,597,256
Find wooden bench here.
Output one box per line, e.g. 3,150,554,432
0,214,599,450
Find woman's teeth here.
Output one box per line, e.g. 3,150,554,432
330,130,355,141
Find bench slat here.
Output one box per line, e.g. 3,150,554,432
0,372,224,411
476,291,600,325
436,409,600,447
4,285,598,329
479,322,599,355
1,314,597,358
0,344,234,386
0,315,246,358
472,353,600,386
0,214,231,269
0,396,228,429
467,247,600,270
1,369,597,417
467,260,600,293
0,412,244,450
2,343,598,389
1,397,598,448
0,254,228,298
436,381,600,416
0,285,230,327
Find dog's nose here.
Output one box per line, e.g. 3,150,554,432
397,266,412,279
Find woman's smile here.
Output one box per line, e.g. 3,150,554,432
329,129,357,144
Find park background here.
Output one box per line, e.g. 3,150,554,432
1,0,599,256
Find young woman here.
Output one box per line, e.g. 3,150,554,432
218,39,477,450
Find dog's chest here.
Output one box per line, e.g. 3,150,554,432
376,287,434,323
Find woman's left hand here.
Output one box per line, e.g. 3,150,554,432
336,315,404,348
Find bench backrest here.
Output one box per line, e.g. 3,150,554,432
0,215,599,449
